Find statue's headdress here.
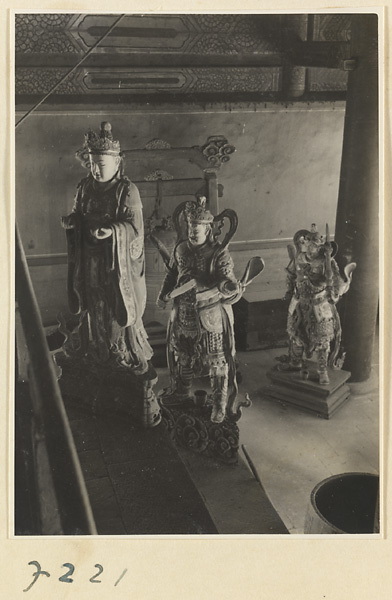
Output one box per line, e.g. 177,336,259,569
309,223,324,244
184,196,214,225
293,223,337,257
83,121,121,156
294,224,323,247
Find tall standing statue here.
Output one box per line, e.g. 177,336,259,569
154,196,263,424
283,224,356,384
61,122,152,374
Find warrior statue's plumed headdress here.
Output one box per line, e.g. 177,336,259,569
184,196,214,225
83,121,122,156
293,223,337,257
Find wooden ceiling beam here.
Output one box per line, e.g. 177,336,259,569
289,41,354,70
15,52,286,69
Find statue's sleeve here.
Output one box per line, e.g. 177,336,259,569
118,181,143,230
111,182,147,324
61,180,84,229
117,181,145,259
71,181,83,212
62,181,85,313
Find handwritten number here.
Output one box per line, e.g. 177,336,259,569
23,561,50,592
59,563,75,583
114,568,127,586
90,564,103,584
24,561,126,589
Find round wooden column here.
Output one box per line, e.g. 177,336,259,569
334,14,379,382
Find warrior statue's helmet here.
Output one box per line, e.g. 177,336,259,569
83,121,122,156
293,224,322,248
293,224,337,257
184,196,214,225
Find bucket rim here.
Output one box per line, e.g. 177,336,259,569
310,472,379,534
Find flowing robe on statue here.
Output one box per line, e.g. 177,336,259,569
64,172,152,374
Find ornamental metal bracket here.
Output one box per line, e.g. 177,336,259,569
123,135,236,172
194,135,236,169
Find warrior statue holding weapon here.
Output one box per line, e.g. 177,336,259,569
282,223,356,385
151,196,264,424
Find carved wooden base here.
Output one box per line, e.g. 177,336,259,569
57,355,162,428
263,362,351,419
160,398,240,464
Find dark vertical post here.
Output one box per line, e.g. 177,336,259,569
334,14,379,382
282,14,308,98
204,169,219,214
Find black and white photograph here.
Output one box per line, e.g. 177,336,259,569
13,11,381,543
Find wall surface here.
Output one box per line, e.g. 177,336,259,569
15,102,345,325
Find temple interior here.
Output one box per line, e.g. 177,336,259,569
14,13,380,536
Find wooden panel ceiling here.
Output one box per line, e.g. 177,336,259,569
15,13,352,104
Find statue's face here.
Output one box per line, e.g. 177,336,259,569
306,241,323,259
89,153,120,182
298,235,310,254
188,222,209,246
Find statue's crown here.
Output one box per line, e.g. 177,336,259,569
294,223,324,247
184,196,214,224
309,223,324,244
84,121,121,156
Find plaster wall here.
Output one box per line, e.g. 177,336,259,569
15,103,345,324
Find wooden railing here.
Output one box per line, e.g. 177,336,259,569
15,224,97,535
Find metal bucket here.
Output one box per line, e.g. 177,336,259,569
304,472,379,534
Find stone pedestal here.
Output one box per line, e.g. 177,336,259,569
57,355,161,428
159,396,241,464
263,362,351,419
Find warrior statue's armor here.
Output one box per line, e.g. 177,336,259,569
157,197,255,424
284,224,356,384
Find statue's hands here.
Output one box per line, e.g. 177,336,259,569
91,227,112,239
156,297,168,310
220,280,240,297
227,281,239,293
327,291,339,305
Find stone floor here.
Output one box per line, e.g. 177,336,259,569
65,408,219,535
152,340,380,535
231,347,380,534
59,342,379,536
61,381,289,536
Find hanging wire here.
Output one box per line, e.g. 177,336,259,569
15,14,125,129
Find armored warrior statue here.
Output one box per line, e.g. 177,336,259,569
283,224,356,385
155,196,263,424
61,122,153,374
